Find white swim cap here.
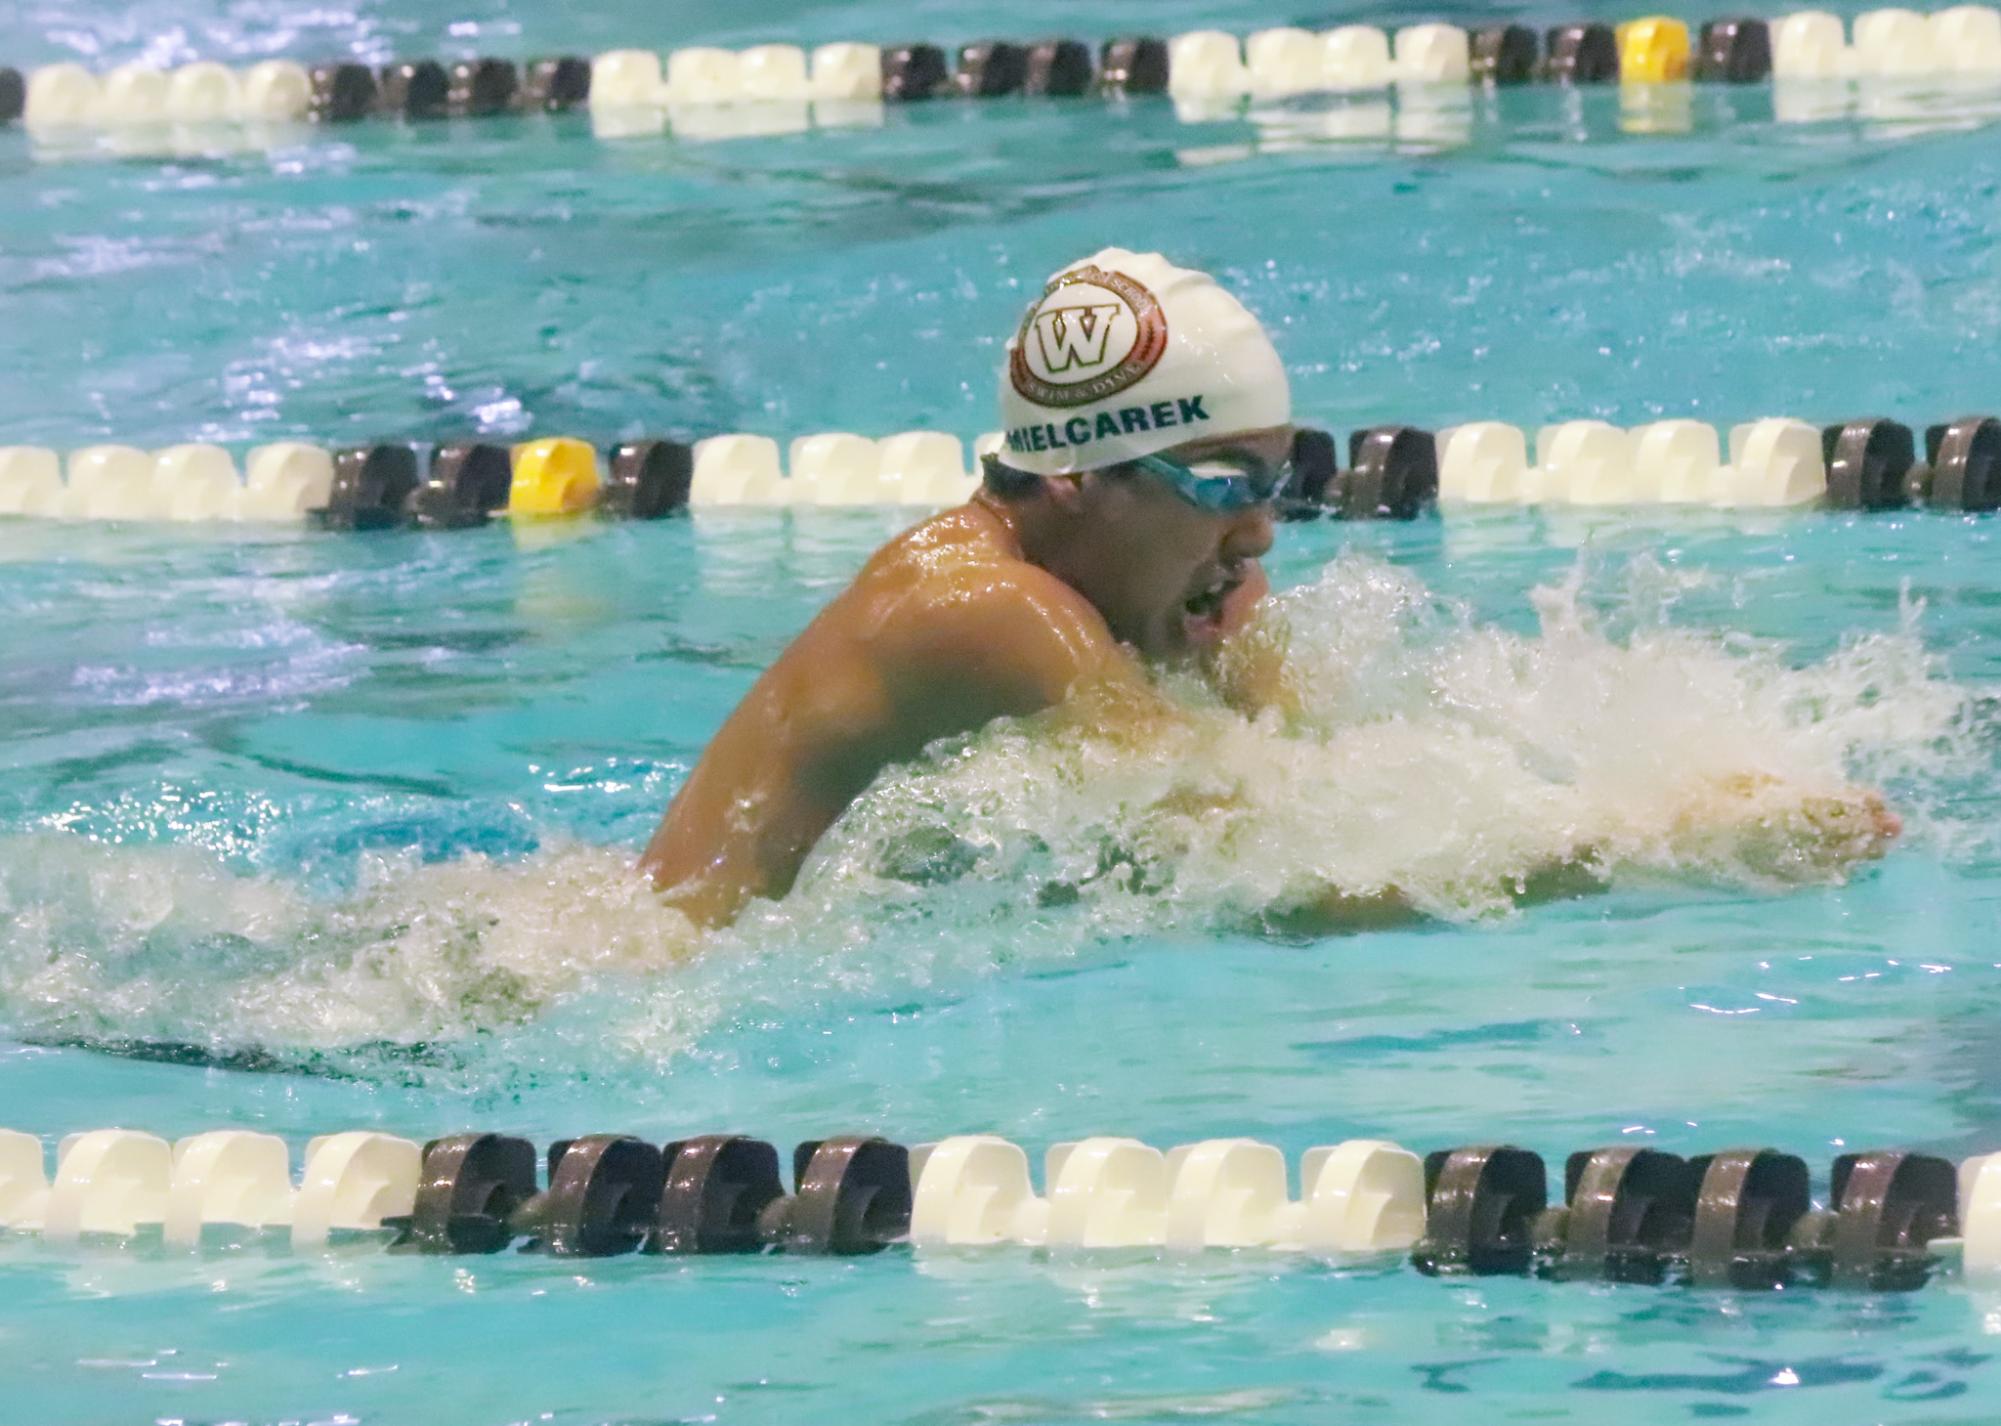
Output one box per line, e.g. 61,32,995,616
996,247,1290,477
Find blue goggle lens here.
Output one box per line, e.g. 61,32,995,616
1132,453,1292,511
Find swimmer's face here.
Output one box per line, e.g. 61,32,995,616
1062,426,1290,659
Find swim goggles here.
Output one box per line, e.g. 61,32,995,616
1129,451,1293,512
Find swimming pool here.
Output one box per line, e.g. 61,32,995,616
5,0,2001,1421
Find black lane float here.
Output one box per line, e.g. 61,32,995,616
1413,1142,1962,1291
383,1132,910,1257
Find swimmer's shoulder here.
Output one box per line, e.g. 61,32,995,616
859,502,1101,628
848,504,1123,701
856,501,1011,574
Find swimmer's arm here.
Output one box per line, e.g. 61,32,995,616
1256,779,1900,938
642,567,1166,927
639,670,822,929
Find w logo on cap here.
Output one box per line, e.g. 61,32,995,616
1010,264,1169,409
1031,304,1124,373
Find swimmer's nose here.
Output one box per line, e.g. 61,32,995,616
1223,505,1275,563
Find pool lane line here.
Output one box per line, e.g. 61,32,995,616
2,1127,1994,1290
9,12,2001,139
3,415,1998,528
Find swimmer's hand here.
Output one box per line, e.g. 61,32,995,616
1665,773,1901,880
1253,776,1900,938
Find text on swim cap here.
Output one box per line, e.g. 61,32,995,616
1005,395,1210,455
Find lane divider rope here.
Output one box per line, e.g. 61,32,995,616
0,414,1994,530
8,10,2001,141
0,434,979,527
2,1126,1996,1290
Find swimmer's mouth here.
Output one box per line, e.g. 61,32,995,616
1183,572,1243,620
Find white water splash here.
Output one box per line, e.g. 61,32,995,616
0,555,1982,1078
775,556,1973,941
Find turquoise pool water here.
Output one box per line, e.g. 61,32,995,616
5,2,2001,1422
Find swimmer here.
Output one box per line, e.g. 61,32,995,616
643,249,1291,924
642,248,1900,928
